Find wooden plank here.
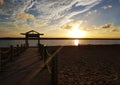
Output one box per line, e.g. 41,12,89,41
0,47,51,85
20,46,63,85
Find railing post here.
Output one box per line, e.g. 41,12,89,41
43,46,47,63
20,44,23,53
39,44,45,60
23,44,26,51
24,44,27,50
51,54,58,85
17,44,19,56
10,45,14,61
0,52,2,72
0,52,6,71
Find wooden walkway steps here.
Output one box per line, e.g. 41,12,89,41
0,48,51,85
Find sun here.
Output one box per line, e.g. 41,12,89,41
68,24,86,46
69,24,86,38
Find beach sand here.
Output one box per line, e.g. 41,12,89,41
0,45,120,85
47,45,120,85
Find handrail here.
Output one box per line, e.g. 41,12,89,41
42,45,63,85
44,46,63,67
28,44,63,85
0,44,27,72
38,44,63,72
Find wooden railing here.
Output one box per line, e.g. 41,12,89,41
38,44,63,85
0,44,27,72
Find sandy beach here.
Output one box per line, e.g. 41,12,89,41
47,45,120,85
0,45,120,85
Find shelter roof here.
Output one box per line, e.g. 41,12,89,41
21,30,44,35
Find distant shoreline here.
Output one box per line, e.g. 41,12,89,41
1,37,120,40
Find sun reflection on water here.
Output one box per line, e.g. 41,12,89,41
74,40,79,46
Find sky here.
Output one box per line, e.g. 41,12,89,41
0,0,120,38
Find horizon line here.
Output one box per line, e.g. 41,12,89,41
0,37,120,40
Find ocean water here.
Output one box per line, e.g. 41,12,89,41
0,39,120,47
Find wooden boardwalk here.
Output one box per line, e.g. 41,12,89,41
0,48,51,85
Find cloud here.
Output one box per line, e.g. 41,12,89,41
89,23,120,33
29,0,102,25
33,21,48,28
18,13,35,20
62,24,73,30
12,23,19,28
86,10,97,16
62,20,87,30
0,0,36,16
0,0,4,5
12,13,35,28
48,22,120,33
0,0,103,32
102,5,112,10
111,29,119,32
101,23,113,29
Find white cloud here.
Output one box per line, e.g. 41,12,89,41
86,9,97,16
0,0,103,30
75,0,100,6
30,0,102,24
0,0,35,16
102,5,112,10
18,13,35,20
62,20,87,30
87,23,120,33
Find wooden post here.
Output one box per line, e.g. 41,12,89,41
24,44,26,50
21,44,23,53
23,44,25,51
43,46,47,63
39,44,41,58
51,54,58,85
17,44,19,56
0,52,2,72
25,34,29,47
10,45,14,61
24,44,27,49
0,52,5,72
38,35,40,45
39,44,45,60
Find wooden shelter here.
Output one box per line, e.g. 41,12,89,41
21,30,44,47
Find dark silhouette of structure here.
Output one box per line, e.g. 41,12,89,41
21,30,44,47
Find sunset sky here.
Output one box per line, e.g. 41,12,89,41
0,0,120,38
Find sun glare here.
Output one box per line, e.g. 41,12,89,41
69,24,86,38
74,40,79,46
68,24,86,46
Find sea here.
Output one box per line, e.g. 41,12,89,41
0,39,120,47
